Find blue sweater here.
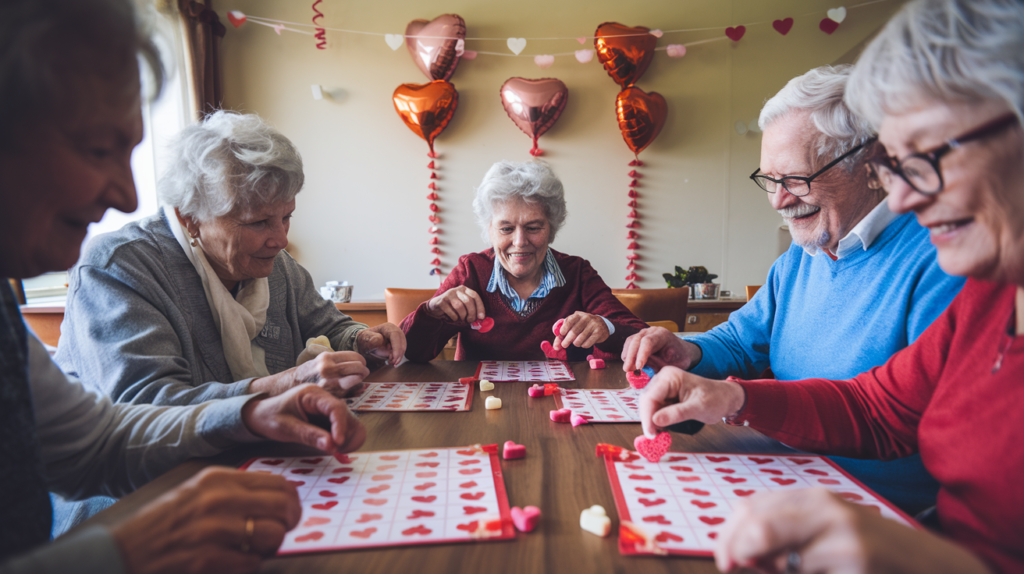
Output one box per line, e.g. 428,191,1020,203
688,212,965,513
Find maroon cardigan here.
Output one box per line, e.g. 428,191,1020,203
401,249,646,362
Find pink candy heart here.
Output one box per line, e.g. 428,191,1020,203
510,505,541,532
549,408,571,423
588,358,606,369
540,340,567,361
503,440,526,460
570,414,589,427
470,317,495,333
528,384,545,398
634,432,672,463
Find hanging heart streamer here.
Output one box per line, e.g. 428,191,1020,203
311,0,326,49
499,77,569,156
594,22,657,89
405,14,466,81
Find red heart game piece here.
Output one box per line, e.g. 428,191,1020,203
634,432,671,463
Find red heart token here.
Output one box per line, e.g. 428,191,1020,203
634,432,671,463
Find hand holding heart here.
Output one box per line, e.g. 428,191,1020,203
111,467,302,574
714,488,990,574
638,367,746,439
554,311,611,350
250,351,369,397
426,285,486,323
242,384,367,454
356,322,408,366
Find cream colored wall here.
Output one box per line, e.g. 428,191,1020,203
219,0,902,300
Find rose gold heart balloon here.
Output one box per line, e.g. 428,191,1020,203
499,77,569,156
594,22,657,88
393,80,459,153
405,14,466,81
616,87,667,157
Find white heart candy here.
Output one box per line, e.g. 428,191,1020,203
580,505,611,537
384,34,404,50
534,54,554,69
574,49,594,63
666,44,686,58
827,7,847,23
507,37,527,55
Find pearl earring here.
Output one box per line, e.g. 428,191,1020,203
189,234,199,247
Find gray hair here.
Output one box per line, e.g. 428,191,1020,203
158,111,305,222
846,0,1024,129
0,0,162,150
472,160,568,242
759,65,876,172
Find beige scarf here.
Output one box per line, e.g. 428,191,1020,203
165,206,271,381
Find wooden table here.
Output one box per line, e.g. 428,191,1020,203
80,361,799,573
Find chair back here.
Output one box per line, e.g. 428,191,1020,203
384,288,438,325
611,287,689,327
745,285,762,301
8,279,26,305
646,320,679,333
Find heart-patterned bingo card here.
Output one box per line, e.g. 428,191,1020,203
554,388,640,423
602,451,917,556
344,383,473,412
240,445,514,555
474,360,575,382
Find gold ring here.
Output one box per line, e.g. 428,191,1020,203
241,517,255,553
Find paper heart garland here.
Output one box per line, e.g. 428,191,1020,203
666,44,686,58
385,34,404,51
820,18,840,34
725,26,746,42
534,55,555,69
393,80,459,153
226,10,246,28
594,22,657,88
507,37,527,55
405,15,466,81
575,49,594,63
773,18,794,35
827,7,847,23
499,77,568,156
616,87,668,157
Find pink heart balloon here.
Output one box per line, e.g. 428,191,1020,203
405,14,466,81
499,77,569,156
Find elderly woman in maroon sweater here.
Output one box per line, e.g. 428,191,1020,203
402,160,646,362
638,1,1024,573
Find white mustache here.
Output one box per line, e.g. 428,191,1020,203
777,203,821,219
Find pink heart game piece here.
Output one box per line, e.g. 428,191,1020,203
510,505,541,532
540,340,568,361
626,369,650,389
552,319,565,337
588,358,606,369
570,414,589,427
549,408,571,423
527,384,545,397
634,432,672,463
503,441,526,460
470,317,495,333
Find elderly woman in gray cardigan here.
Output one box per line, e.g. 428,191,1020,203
56,111,406,406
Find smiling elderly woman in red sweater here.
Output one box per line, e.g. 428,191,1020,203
402,160,646,362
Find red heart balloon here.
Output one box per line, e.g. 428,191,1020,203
594,22,657,88
616,87,667,157
405,14,466,81
499,77,568,156
393,80,459,153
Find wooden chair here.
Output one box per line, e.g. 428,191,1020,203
745,285,762,301
8,279,26,304
384,288,437,325
646,320,679,333
611,287,689,328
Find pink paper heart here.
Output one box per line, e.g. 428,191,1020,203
510,505,541,532
666,44,686,58
534,55,555,69
634,432,671,462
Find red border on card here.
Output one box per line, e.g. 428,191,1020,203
553,389,637,424
348,383,474,413
601,450,921,558
240,446,515,556
474,360,575,382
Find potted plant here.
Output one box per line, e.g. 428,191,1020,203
662,266,719,299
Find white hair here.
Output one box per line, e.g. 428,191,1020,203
846,0,1024,129
158,111,304,222
0,0,162,149
473,160,568,243
759,65,876,172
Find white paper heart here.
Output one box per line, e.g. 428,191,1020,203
507,37,527,55
534,54,554,68
827,7,847,23
649,29,663,38
575,49,594,63
577,37,587,44
666,44,686,58
384,34,404,51
455,38,465,57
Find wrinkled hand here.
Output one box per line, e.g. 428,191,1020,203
111,467,301,574
356,322,407,365
242,383,367,454
638,366,746,438
425,285,485,323
714,488,990,574
554,311,610,349
250,351,369,397
621,326,701,371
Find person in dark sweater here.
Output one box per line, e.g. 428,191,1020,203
402,161,647,362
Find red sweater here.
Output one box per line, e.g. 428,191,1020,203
401,249,647,362
735,279,1023,573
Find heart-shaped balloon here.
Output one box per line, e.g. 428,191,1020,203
499,77,568,156
393,80,459,153
405,14,466,81
616,87,667,157
594,22,657,88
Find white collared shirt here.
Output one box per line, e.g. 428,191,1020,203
803,200,898,259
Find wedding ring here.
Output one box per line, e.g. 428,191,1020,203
241,517,255,553
784,550,802,574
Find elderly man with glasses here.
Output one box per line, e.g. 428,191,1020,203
621,65,965,514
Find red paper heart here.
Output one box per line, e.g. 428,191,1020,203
318,490,337,498
656,531,683,543
638,498,666,507
642,514,671,524
286,480,305,487
690,499,716,509
303,516,331,527
725,25,746,41
300,457,324,464
460,492,485,500
819,18,840,35
699,516,725,525
463,506,486,515
594,22,657,88
734,489,756,497
402,525,433,536
380,455,400,461
707,456,730,462
327,477,350,485
260,459,284,465
407,509,436,519
629,474,653,480
415,471,438,478
635,487,656,494
683,488,710,496
311,501,338,511
411,495,437,503
405,14,465,81
414,482,437,491
676,476,701,482
818,478,841,485
291,468,313,475
349,527,377,539
772,18,794,35
723,476,747,484
749,457,774,464
456,449,476,456
371,474,394,482
714,468,735,474
838,492,863,501
771,478,797,486
789,458,813,465
805,469,829,476
416,461,439,468
459,481,478,488
364,498,388,506
760,469,783,475
355,513,382,523
296,531,324,542
670,466,693,472
366,485,390,494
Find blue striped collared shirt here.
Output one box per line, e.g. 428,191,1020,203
486,249,565,315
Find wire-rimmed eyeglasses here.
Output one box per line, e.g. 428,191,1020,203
750,137,877,197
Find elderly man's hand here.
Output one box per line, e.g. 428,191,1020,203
250,352,369,398
111,467,301,574
639,367,746,438
356,322,407,365
714,488,991,574
621,326,702,372
554,311,610,349
241,383,367,454
425,286,486,323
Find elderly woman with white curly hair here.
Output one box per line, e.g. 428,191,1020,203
56,110,407,410
401,160,646,362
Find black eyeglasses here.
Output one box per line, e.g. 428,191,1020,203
750,137,876,197
870,113,1020,195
